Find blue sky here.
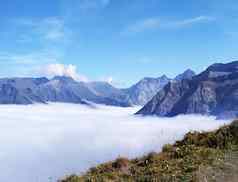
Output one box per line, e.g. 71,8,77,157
0,0,238,87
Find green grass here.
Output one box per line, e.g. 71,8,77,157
59,120,238,182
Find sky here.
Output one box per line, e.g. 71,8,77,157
0,0,238,87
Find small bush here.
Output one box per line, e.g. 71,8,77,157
112,157,130,169
162,144,173,153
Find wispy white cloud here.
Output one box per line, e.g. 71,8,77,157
41,18,66,41
38,64,89,82
14,17,71,42
0,51,62,77
125,18,161,34
166,16,215,28
123,16,215,34
0,51,59,66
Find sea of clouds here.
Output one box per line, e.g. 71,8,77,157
0,103,231,182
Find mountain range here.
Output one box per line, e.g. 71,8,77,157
123,69,196,106
0,69,195,106
2,61,238,118
137,61,238,119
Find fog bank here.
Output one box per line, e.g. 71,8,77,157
0,103,231,182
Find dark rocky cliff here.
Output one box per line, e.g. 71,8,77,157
137,61,238,119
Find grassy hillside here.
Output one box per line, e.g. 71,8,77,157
60,120,238,182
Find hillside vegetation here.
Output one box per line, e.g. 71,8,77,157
60,120,238,182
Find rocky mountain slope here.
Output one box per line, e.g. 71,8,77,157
137,61,238,119
123,75,171,105
60,120,238,182
0,77,49,104
175,69,196,81
123,70,195,106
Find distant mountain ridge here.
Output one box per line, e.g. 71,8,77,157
0,76,129,106
137,61,238,119
0,69,196,106
122,70,196,106
175,69,196,81
122,75,171,105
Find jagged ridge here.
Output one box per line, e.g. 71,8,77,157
137,61,238,119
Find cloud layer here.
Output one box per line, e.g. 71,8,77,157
0,103,230,182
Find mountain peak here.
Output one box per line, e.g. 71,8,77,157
175,69,196,81
141,75,170,82
198,61,238,79
206,61,238,73
52,76,75,82
183,69,195,74
159,74,169,80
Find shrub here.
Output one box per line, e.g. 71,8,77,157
112,157,130,169
162,144,173,153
